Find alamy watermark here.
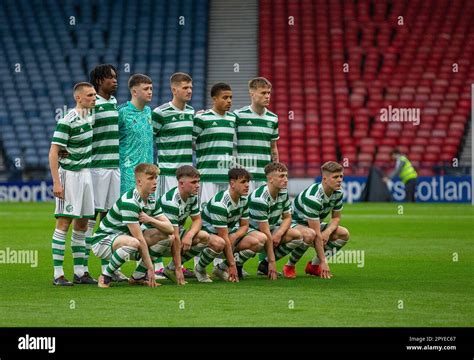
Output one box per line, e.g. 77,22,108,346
380,105,420,126
326,249,365,268
217,154,258,172
0,248,38,267
18,335,55,353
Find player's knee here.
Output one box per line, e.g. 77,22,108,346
288,228,302,240
303,228,316,244
339,227,350,241
208,235,225,251
248,237,263,252
128,238,141,249
196,230,209,243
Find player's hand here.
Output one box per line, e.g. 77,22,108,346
138,211,153,224
319,261,332,279
146,269,158,287
228,264,239,283
53,182,64,199
181,234,193,253
321,230,330,245
268,261,278,280
272,233,282,247
383,177,389,183
175,268,186,285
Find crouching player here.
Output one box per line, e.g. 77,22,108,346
201,168,264,282
91,163,179,288
285,161,350,279
160,165,224,283
249,162,305,279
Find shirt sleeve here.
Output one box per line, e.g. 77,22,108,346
120,201,141,224
151,109,163,137
333,193,344,212
190,196,200,216
271,118,279,141
302,195,322,221
209,203,228,228
51,118,70,147
193,115,204,142
283,192,292,214
241,198,249,220
249,196,269,223
160,199,179,226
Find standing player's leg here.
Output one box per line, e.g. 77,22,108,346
72,217,97,284
52,216,73,286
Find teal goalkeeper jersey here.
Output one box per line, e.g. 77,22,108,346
118,101,153,194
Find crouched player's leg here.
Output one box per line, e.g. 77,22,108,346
301,224,350,277
213,230,266,281
129,228,174,285
257,226,305,279
92,234,140,288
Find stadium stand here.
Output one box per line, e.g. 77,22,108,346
259,0,474,177
0,0,208,179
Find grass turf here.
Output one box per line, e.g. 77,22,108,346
0,202,473,327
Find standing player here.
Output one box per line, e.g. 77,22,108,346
118,74,154,195
248,162,304,279
202,168,266,281
48,82,97,286
193,83,237,206
160,165,225,283
91,163,180,288
151,72,194,277
234,77,279,193
83,64,127,282
235,77,280,267
286,161,350,278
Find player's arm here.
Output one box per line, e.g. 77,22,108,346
229,218,249,243
322,211,341,244
181,214,202,253
48,144,63,199
273,211,291,247
139,212,174,235
258,220,278,280
170,225,185,285
307,218,331,279
127,223,156,287
270,140,279,162
216,226,238,282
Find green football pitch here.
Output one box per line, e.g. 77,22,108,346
0,202,472,327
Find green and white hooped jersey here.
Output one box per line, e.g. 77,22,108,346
51,108,93,171
193,109,236,183
152,102,194,176
292,182,343,225
235,106,279,182
159,186,200,227
201,189,249,235
92,188,163,245
90,95,119,168
249,185,291,231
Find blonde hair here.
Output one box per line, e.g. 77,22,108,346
134,163,160,178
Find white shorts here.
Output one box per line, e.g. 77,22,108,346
249,180,266,194
199,182,228,209
90,168,121,212
55,168,95,218
156,175,178,199
91,234,118,260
